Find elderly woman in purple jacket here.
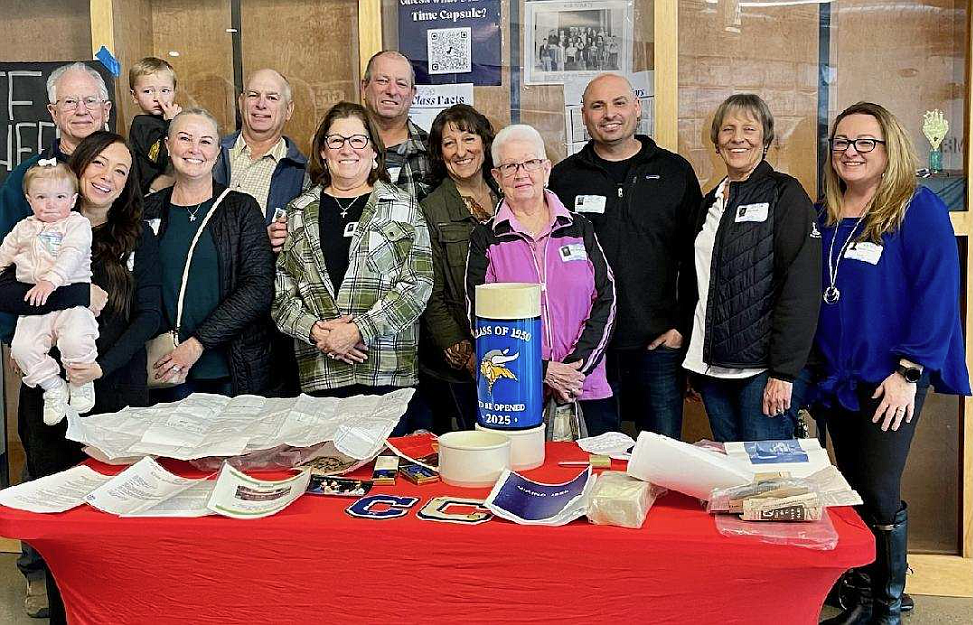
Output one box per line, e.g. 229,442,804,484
466,124,617,435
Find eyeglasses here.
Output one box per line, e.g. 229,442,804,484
325,134,370,150
496,158,546,177
830,138,886,153
55,96,104,111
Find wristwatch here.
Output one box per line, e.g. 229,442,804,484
895,363,922,383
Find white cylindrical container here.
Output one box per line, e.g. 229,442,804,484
438,431,511,488
476,422,545,470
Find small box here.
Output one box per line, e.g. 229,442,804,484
372,456,399,485
399,463,440,485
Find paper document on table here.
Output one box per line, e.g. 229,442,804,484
85,457,209,515
627,432,753,500
65,389,414,462
576,432,635,456
723,439,832,478
485,468,594,526
206,463,311,519
122,481,216,517
0,465,112,513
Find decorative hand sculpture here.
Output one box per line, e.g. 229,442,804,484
921,110,949,151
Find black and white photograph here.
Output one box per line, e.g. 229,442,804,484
524,0,634,85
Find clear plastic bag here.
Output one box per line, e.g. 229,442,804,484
714,510,839,550
544,399,589,442
586,471,666,529
188,441,372,474
706,478,820,515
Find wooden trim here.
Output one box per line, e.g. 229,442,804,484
358,0,383,82
950,211,971,237
963,3,973,561
653,0,678,151
89,0,116,57
907,554,973,597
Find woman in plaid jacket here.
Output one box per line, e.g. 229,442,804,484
273,102,433,433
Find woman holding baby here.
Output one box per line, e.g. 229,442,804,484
0,130,162,624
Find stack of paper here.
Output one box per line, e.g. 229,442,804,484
65,389,414,462
626,432,753,500
484,467,594,526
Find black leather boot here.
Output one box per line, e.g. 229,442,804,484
820,577,871,625
831,569,913,613
871,505,908,625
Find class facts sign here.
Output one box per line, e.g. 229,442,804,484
398,0,502,86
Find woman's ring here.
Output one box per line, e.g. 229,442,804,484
172,365,181,372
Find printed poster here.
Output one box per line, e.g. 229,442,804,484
398,0,502,86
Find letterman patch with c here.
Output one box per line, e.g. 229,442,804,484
417,497,494,525
345,495,419,520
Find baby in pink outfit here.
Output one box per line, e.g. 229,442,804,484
0,160,99,425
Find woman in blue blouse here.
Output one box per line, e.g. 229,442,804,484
817,102,969,625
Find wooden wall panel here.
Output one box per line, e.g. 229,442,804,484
832,1,966,173
149,0,235,134
110,0,153,137
677,1,819,194
240,0,360,156
0,0,91,62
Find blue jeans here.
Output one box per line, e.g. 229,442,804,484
693,371,797,442
579,397,620,436
607,346,685,438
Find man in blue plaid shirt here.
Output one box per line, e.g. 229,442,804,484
360,51,432,202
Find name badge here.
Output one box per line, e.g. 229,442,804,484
559,243,587,262
734,202,769,223
343,221,358,238
574,195,606,214
387,167,402,184
845,241,883,265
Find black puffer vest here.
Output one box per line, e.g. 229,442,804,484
692,160,820,380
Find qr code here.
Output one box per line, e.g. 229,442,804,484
428,27,472,75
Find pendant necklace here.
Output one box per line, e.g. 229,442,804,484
824,210,868,305
333,194,364,219
186,202,203,222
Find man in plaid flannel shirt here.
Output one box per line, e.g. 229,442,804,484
361,51,432,202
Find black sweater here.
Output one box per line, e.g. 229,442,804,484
549,136,703,349
0,223,163,411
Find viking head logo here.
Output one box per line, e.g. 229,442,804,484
480,349,519,394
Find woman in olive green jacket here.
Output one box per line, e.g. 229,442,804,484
419,105,500,431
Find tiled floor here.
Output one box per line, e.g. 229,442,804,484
0,552,968,623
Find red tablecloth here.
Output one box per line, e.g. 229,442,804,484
0,442,873,625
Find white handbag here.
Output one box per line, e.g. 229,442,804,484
146,189,230,388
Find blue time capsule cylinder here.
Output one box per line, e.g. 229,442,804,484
473,283,543,430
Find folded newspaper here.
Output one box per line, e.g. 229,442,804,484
484,467,594,526
0,457,310,519
65,389,414,462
